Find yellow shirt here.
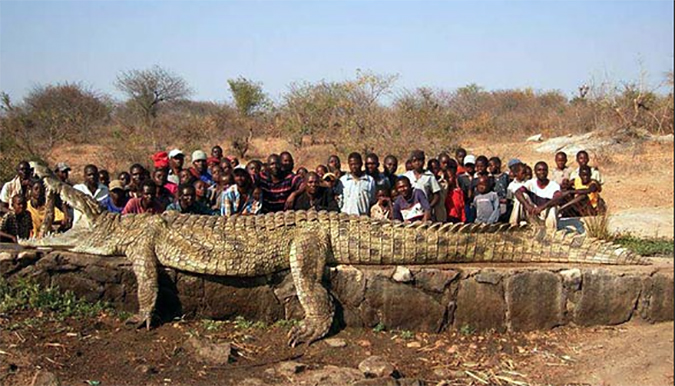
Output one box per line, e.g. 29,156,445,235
573,179,599,209
26,200,65,238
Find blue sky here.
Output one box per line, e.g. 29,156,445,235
1,1,673,103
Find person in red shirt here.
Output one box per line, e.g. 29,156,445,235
122,180,165,214
445,170,466,223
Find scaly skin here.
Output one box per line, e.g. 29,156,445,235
20,165,649,345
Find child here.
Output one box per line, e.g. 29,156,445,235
559,166,605,217
551,151,572,189
444,170,466,223
193,180,210,207
488,156,509,221
506,163,529,226
0,194,33,243
393,176,431,223
370,187,394,220
473,176,500,224
570,150,603,185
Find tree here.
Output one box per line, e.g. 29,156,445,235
114,65,192,127
227,77,269,117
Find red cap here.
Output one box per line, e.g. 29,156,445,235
152,151,169,169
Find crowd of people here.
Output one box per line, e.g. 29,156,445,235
0,144,604,243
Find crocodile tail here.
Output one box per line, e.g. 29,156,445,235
33,164,103,222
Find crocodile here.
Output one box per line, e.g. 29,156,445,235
20,165,649,346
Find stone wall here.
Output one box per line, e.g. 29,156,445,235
1,247,672,332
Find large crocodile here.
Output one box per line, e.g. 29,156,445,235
20,165,649,346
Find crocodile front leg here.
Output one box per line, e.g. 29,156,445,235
125,240,159,330
287,226,335,347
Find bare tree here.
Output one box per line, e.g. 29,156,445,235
114,65,192,129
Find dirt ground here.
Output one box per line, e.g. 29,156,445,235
1,310,673,386
5,134,672,386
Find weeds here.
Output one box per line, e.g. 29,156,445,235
398,330,415,340
232,315,266,330
460,324,477,336
272,319,300,329
372,322,386,333
614,234,674,257
583,212,613,240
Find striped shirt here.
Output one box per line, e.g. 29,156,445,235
257,172,303,213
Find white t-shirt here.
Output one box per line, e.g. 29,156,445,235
523,179,561,199
403,170,441,199
506,179,527,200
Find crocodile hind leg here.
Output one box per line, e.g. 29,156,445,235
287,227,335,347
125,240,159,330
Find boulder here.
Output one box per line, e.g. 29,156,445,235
453,278,506,332
358,356,397,378
574,270,642,326
506,271,564,331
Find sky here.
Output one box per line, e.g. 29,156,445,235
0,0,673,104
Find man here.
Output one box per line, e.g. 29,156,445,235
335,152,376,216
258,154,303,213
152,168,176,208
211,145,224,162
220,168,262,216
457,154,476,222
403,150,441,216
382,155,399,194
515,161,563,229
122,180,164,214
293,172,339,212
128,164,147,198
189,150,214,186
26,179,65,237
55,162,71,184
0,161,32,213
167,149,185,185
327,155,343,179
73,164,109,225
280,151,296,175
392,176,431,223
365,153,391,192
100,180,129,214
167,185,214,215
455,148,468,175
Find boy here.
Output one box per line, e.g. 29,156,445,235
569,150,603,185
455,148,467,175
515,162,563,229
393,176,431,223
444,170,466,223
551,151,572,189
404,150,441,212
0,194,32,243
488,157,509,221
559,166,605,217
506,163,529,226
473,176,500,224
370,186,394,220
457,154,476,222
26,179,65,237
336,152,376,216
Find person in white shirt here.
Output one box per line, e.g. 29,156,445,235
335,152,376,216
515,161,563,229
72,164,108,225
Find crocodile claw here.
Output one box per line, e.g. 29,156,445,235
287,316,332,347
125,313,152,330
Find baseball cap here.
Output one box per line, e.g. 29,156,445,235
109,179,125,191
55,162,71,172
463,155,476,165
168,149,184,159
191,150,207,162
507,158,522,168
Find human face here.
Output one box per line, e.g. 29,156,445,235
328,156,341,172
170,155,184,169
179,188,196,209
193,159,207,174
31,182,45,205
306,174,320,196
446,171,456,187
234,172,249,188
280,153,294,174
194,181,207,198
17,162,31,180
488,160,500,175
179,170,192,185
141,185,156,208
211,146,223,160
395,179,412,199
365,157,379,175
12,196,26,215
535,163,548,181
376,189,390,205
221,159,233,175
579,169,592,185
99,170,110,186
118,172,130,186
348,157,363,176
247,162,260,176
268,156,282,178
131,167,144,185
56,169,70,182
515,167,527,182
153,169,168,186
476,177,489,194
428,160,441,177
475,160,487,175
439,155,451,172
464,163,475,175
411,156,424,173
315,165,328,177
110,188,125,203
555,153,568,170
524,166,533,181
211,167,223,183
85,166,99,187
456,150,466,165
576,152,589,167
384,157,398,175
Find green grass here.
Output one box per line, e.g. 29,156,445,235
0,277,110,325
614,235,674,257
